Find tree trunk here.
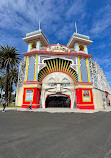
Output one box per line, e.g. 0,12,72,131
9,82,13,103
5,65,9,102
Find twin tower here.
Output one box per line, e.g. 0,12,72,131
16,28,111,109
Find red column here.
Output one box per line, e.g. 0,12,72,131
76,88,94,110
22,87,40,109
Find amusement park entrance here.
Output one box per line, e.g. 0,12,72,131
46,95,70,108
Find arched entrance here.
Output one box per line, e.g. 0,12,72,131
46,95,71,108
41,72,75,109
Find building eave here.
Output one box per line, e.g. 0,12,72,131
67,36,93,48
22,33,49,47
23,50,93,58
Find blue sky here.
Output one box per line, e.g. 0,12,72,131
0,0,111,86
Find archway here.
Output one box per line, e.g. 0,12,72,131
41,72,75,109
38,58,78,83
46,95,70,108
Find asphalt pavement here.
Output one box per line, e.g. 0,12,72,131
0,111,111,158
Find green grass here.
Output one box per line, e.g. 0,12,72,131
0,104,20,108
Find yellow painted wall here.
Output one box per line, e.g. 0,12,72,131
15,86,24,106
92,89,104,109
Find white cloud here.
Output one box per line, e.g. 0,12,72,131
0,0,87,43
94,56,111,68
66,0,86,19
104,71,111,87
90,5,111,37
0,0,87,53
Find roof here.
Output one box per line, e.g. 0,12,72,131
22,29,49,47
67,32,93,48
23,50,93,58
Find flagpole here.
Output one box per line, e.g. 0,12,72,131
75,22,77,33
39,21,40,30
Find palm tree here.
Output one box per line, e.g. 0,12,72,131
0,71,6,98
0,45,20,101
0,76,4,99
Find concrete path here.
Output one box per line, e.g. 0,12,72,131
1,107,111,113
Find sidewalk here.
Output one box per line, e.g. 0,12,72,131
1,107,111,113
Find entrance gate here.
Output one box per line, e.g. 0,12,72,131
46,95,70,108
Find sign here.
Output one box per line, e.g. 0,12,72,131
46,44,70,52
25,90,33,101
82,90,91,102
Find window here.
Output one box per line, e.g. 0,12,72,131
79,44,85,52
31,42,37,49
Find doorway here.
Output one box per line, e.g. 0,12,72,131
46,95,70,108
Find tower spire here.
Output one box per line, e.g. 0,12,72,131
39,21,41,30
75,22,77,33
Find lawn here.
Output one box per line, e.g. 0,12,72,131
0,104,20,108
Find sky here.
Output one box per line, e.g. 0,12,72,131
0,0,111,87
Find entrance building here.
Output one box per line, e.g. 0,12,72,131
16,29,111,110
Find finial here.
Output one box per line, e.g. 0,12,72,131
39,21,40,30
75,22,77,33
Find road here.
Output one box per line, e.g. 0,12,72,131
0,111,111,158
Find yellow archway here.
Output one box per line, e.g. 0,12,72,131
38,58,78,83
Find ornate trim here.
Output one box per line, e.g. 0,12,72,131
34,54,38,81
38,58,78,83
78,57,82,82
86,58,91,82
25,56,29,81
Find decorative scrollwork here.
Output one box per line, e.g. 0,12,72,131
17,57,26,87
89,58,111,94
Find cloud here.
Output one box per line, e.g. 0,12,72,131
90,5,111,37
0,0,87,44
0,0,86,52
104,71,111,87
65,0,86,19
93,56,111,68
